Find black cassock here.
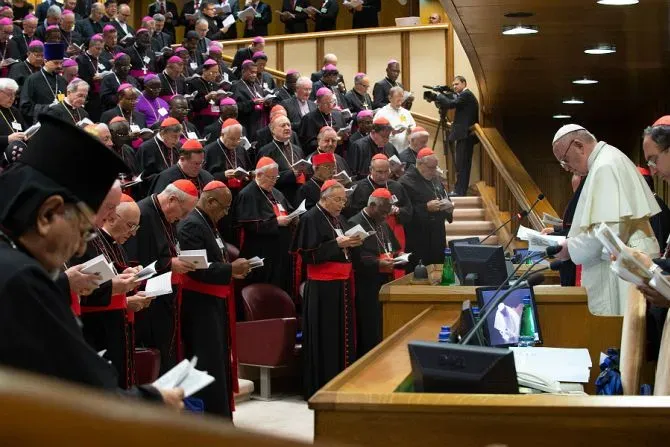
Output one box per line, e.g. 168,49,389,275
231,47,254,74
398,166,453,268
398,147,418,168
158,72,187,103
149,164,215,196
136,136,180,196
45,100,89,125
19,69,67,124
100,74,139,112
231,79,266,143
235,182,294,294
292,204,357,398
100,45,122,70
273,85,293,102
296,177,323,210
176,208,235,418
349,130,367,145
0,106,27,150
204,140,252,245
124,45,157,80
298,109,345,156
76,52,107,121
255,127,300,154
73,229,136,389
186,77,220,133
100,107,147,129
114,144,141,178
348,210,399,357
123,195,179,374
256,140,305,206
342,177,412,251
8,61,39,91
344,89,372,115
346,135,399,181
352,0,381,28
372,78,404,110
0,241,158,400
306,151,352,179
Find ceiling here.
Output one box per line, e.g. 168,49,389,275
441,0,670,131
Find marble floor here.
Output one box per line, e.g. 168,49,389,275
233,396,314,443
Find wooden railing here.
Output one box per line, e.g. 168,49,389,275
474,124,559,231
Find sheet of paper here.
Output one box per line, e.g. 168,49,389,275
217,3,231,14
510,347,592,383
649,270,670,300
179,249,209,269
291,159,312,170
286,199,307,220
144,271,173,297
542,212,563,226
153,357,195,389
238,6,256,21
81,254,116,285
134,260,158,282
222,13,236,28
388,155,402,165
240,136,252,150
345,224,375,240
393,252,411,265
517,225,565,252
248,256,264,270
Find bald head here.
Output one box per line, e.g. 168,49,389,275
103,200,140,244
200,185,232,223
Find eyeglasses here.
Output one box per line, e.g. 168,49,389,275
210,197,230,211
115,213,140,232
65,204,98,242
328,196,347,205
558,139,576,169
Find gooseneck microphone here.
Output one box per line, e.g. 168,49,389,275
482,194,545,245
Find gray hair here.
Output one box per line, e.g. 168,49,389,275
416,154,437,166
91,2,105,13
454,75,467,84
296,76,312,89
196,18,209,28
354,73,367,84
320,182,344,198
67,78,89,94
644,125,670,151
256,162,279,174
161,183,191,202
389,86,404,97
153,13,166,22
47,5,62,18
221,123,243,136
0,78,19,92
367,195,390,207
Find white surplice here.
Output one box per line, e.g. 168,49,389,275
567,141,661,315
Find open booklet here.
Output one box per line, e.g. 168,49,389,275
134,261,158,282
393,252,411,265
152,357,215,398
248,256,264,270
345,224,376,240
517,225,565,253
144,271,173,297
333,170,352,184
121,172,143,189
286,199,307,220
291,159,312,170
238,6,256,21
81,254,116,285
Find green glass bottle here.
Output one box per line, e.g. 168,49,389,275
440,248,455,285
518,295,536,347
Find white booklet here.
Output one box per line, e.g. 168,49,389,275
291,158,312,170
144,271,173,297
81,254,116,285
233,166,250,176
286,199,307,220
334,170,352,184
152,357,215,398
134,260,158,282
517,225,565,252
393,252,411,265
345,224,375,240
240,136,252,150
389,155,402,165
178,249,209,269
595,223,653,285
248,256,264,270
237,6,256,21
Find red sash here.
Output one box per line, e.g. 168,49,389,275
70,291,81,316
272,203,288,218
227,177,242,189
386,214,406,251
81,293,127,314
576,265,582,287
92,78,101,93
296,172,306,185
177,275,239,409
306,262,352,281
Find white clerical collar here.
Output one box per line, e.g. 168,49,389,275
64,98,73,108
587,141,607,170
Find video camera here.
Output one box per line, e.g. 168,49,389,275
422,84,455,103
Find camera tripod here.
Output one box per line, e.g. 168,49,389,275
432,107,456,191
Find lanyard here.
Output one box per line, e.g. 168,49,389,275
194,208,229,262
162,72,177,95
132,45,148,70
118,105,134,125
361,211,391,256
216,138,237,169
40,69,59,101
91,228,124,269
61,101,82,124
154,136,173,168
151,194,178,256
243,80,261,99
273,140,295,167
256,182,279,209
320,111,333,127
0,107,17,131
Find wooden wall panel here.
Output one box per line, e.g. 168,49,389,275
408,30,446,117
263,42,278,70
364,34,402,93
323,36,359,86
283,39,318,78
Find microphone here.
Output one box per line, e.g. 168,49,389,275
460,271,546,345
481,212,524,244
546,245,562,257
498,193,546,251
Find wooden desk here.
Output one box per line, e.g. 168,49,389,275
309,308,670,446
379,276,625,389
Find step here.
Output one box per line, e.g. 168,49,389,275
445,235,499,245
453,208,486,221
450,196,482,208
446,220,496,235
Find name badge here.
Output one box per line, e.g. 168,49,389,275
223,72,229,82
263,82,269,90
187,131,198,139
211,105,220,113
277,203,286,213
11,121,22,131
387,242,393,253
143,56,151,64
321,7,327,13
216,237,224,250
255,13,261,18
129,124,141,133
190,62,198,70
295,5,303,11
158,107,168,116
175,242,181,255
98,63,106,71
335,229,344,237
391,194,399,205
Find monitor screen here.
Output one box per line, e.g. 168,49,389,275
452,244,508,286
476,286,542,348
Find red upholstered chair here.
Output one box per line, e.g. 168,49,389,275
236,284,300,399
134,347,160,385
225,242,239,261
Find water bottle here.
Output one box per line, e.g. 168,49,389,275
471,305,480,322
440,248,455,285
518,294,536,347
438,325,452,343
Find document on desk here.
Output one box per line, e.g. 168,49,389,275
510,347,592,383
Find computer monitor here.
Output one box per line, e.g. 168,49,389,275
451,244,507,286
475,285,543,348
457,300,485,346
448,237,481,281
408,341,518,394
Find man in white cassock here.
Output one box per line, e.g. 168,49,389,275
552,124,661,315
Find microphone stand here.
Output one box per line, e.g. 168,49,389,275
481,210,526,244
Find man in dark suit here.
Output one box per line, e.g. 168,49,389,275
36,0,61,24
242,0,272,38
280,0,309,34
312,0,338,32
112,3,135,44
148,0,179,40
435,76,479,196
348,0,380,29
178,0,200,34
282,76,315,131
151,13,173,51
76,2,105,43
231,36,264,73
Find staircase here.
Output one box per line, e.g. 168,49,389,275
445,196,499,245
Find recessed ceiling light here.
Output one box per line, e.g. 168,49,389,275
584,44,616,55
573,77,599,85
553,114,572,119
563,98,584,105
502,25,539,35
504,12,534,18
597,0,639,5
